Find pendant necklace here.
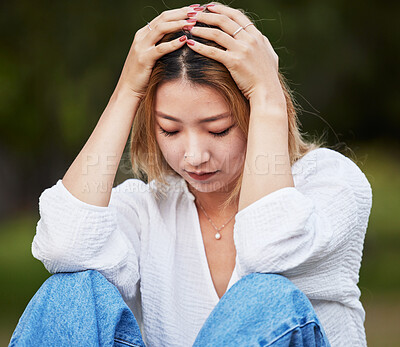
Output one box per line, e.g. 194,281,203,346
196,200,236,240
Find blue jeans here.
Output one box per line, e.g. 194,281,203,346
9,270,330,346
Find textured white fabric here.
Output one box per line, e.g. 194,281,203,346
32,148,372,347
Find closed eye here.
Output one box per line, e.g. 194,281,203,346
158,125,235,138
212,125,234,137
158,128,178,137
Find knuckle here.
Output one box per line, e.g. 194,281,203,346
159,9,174,21
241,43,251,55
154,22,166,32
237,42,250,56
230,55,240,68
233,8,243,18
208,48,218,59
247,35,257,45
221,16,230,26
155,44,167,55
163,9,174,17
134,28,146,40
234,8,243,15
214,30,223,40
135,28,144,37
136,53,148,67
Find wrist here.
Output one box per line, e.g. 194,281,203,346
105,85,142,121
249,88,286,113
249,95,287,120
111,84,142,107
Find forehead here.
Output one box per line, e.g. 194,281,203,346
154,80,231,121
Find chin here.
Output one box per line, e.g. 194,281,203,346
187,176,235,194
188,181,222,193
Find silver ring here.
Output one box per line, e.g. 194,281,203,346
232,26,243,37
243,23,255,30
147,22,152,31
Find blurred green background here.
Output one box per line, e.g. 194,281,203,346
1,0,399,345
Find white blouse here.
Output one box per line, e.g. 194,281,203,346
32,148,372,347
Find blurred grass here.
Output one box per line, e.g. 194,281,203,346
355,141,400,294
0,212,50,345
1,143,399,346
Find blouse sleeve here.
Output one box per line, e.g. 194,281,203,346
32,178,147,301
233,148,372,278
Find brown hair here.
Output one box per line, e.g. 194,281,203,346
130,7,321,210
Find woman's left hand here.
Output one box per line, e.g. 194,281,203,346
186,4,284,104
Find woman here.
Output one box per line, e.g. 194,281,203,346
10,3,372,347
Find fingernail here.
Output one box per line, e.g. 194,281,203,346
186,18,197,23
187,39,195,46
194,6,205,11
182,26,193,31
189,4,200,7
206,4,215,7
187,12,197,17
179,35,187,42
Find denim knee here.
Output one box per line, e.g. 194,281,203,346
225,273,317,318
224,273,323,330
9,270,145,347
193,273,330,346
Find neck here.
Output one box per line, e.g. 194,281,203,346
188,182,239,219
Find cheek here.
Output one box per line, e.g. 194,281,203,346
228,135,247,161
218,136,246,170
155,135,180,167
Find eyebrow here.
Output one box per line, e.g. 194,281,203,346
155,112,231,124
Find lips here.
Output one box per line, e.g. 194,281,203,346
187,170,218,181
190,171,215,175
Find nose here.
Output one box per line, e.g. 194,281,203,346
184,151,210,167
184,136,211,168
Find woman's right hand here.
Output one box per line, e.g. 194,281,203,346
62,6,199,207
116,6,197,100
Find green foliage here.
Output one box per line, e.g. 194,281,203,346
0,0,398,158
356,142,400,294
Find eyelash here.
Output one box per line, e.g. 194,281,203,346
158,125,234,138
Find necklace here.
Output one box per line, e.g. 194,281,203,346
196,200,236,240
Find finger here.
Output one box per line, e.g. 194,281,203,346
150,35,188,61
190,26,236,50
148,6,193,28
194,12,251,40
186,39,230,66
205,4,261,37
146,19,196,42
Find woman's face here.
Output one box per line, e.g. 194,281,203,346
154,80,247,194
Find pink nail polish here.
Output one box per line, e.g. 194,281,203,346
186,18,197,23
187,12,197,17
179,35,187,42
194,6,205,11
182,26,193,31
187,39,195,46
206,4,215,7
189,4,200,7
